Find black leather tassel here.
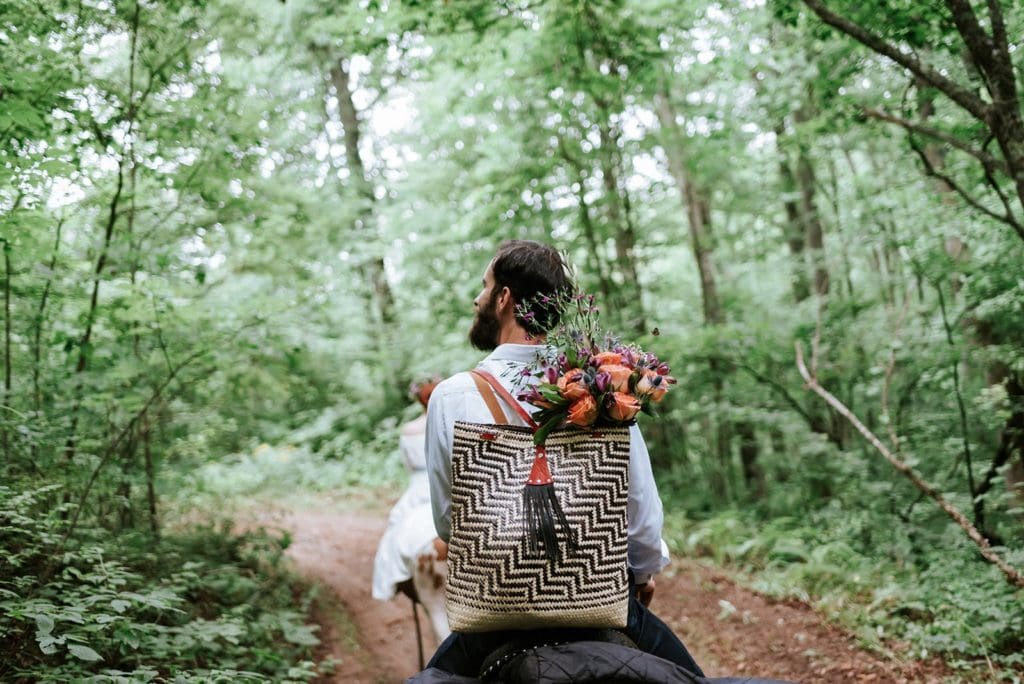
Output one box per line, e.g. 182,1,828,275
523,483,577,560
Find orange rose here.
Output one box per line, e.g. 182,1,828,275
557,368,590,401
636,371,669,403
592,351,623,366
598,364,632,392
607,392,641,422
567,394,598,427
654,375,676,403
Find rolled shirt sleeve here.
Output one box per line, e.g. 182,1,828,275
625,424,670,583
425,384,454,542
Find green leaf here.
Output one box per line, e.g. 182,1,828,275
34,614,55,636
283,625,320,646
68,643,103,662
38,636,60,655
533,413,566,445
538,385,563,401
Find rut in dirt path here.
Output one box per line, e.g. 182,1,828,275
263,507,951,684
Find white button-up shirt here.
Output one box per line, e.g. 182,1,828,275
425,343,670,584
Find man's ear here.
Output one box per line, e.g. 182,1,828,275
496,286,513,315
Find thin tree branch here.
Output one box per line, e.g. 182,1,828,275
980,136,1022,227
862,107,1008,174
907,134,1024,239
45,349,208,582
795,341,1024,589
801,0,990,121
33,219,64,414
935,280,980,526
881,294,911,452
42,318,260,583
150,297,173,376
976,376,1024,503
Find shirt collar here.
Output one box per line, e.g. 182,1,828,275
482,343,549,365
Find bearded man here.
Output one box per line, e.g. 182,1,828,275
424,239,703,677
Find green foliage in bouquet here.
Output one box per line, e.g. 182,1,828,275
515,292,676,444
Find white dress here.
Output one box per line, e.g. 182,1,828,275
371,414,438,600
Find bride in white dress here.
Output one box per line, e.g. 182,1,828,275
372,380,450,645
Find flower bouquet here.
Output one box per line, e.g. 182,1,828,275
516,293,675,445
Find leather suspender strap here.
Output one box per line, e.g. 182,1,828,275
472,369,539,429
470,370,508,425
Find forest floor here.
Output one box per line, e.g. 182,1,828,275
247,500,955,684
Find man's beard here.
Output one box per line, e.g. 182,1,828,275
469,290,501,351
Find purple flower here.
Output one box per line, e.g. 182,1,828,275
522,387,544,403
545,366,559,384
594,371,611,393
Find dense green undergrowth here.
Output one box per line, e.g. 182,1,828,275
186,417,404,504
0,410,406,683
173,411,406,516
0,484,325,683
666,508,1024,679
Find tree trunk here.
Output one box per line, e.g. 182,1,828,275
618,178,647,333
575,171,614,305
656,88,735,495
557,135,615,309
65,1,140,466
973,324,1024,517
63,154,124,467
329,56,396,327
823,156,856,299
142,410,159,538
33,221,63,418
2,240,11,462
942,0,1024,217
597,121,645,331
777,137,811,303
655,92,723,324
738,421,765,499
794,137,830,297
652,94,722,283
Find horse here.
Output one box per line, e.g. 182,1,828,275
395,537,451,668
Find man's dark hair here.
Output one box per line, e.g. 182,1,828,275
491,240,574,334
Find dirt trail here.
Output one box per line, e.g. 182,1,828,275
257,506,950,684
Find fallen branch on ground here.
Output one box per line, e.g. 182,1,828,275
795,341,1024,589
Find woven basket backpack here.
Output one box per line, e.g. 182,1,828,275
445,369,632,632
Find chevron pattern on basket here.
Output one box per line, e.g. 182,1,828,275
447,421,631,632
